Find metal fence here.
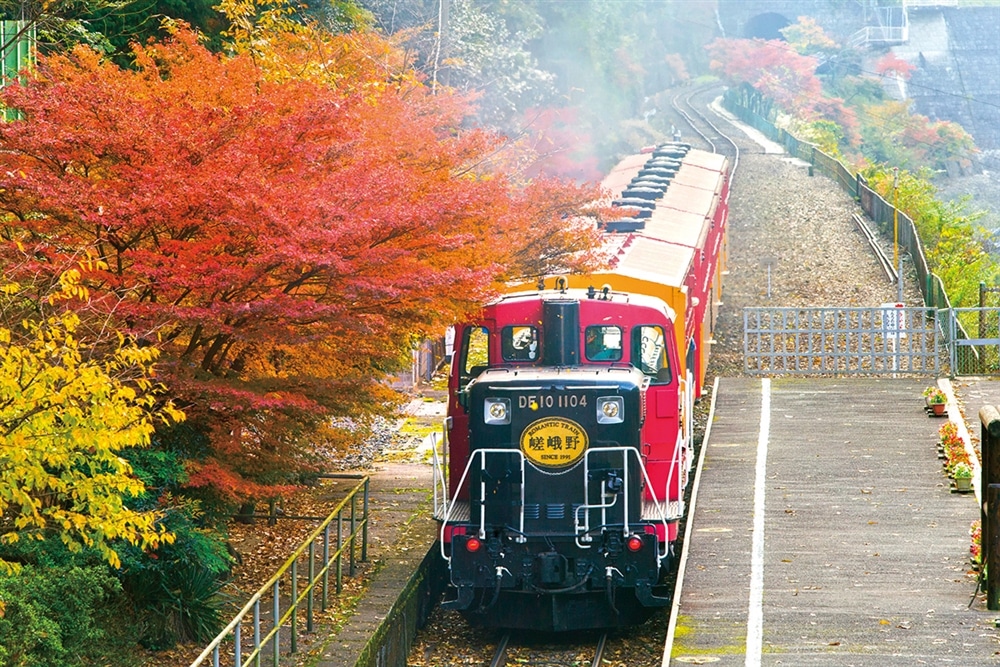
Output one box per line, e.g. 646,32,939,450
190,475,370,667
744,306,939,375
946,308,1000,376
721,86,1000,375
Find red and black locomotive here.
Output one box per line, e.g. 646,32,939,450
434,143,729,631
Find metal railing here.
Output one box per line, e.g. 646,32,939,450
430,422,450,521
189,475,370,667
945,307,1000,375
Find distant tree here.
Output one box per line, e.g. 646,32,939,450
358,0,717,162
780,16,839,57
664,53,689,85
435,0,554,127
874,52,916,80
709,37,865,147
707,37,823,119
861,99,974,171
0,24,602,509
515,106,603,183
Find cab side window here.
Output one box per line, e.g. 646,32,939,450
585,325,623,361
459,326,490,390
501,325,538,362
632,325,671,383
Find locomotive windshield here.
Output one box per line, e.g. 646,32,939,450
633,324,671,383
458,325,489,390
501,325,538,361
584,325,622,361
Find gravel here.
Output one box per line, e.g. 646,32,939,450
708,146,925,377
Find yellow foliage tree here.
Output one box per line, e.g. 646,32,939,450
0,271,183,573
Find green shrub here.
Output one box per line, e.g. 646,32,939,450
118,504,233,649
0,564,137,667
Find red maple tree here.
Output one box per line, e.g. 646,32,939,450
0,25,603,507
875,52,916,81
706,36,859,147
707,37,823,118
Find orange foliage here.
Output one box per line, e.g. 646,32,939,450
0,25,603,505
707,38,823,120
875,52,916,81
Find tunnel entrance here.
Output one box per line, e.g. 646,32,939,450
744,12,790,40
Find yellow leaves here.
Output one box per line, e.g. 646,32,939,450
0,293,184,571
49,267,88,304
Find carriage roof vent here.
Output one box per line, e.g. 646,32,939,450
604,217,646,233
620,187,664,201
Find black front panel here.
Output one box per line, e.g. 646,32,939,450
467,371,645,536
542,300,580,366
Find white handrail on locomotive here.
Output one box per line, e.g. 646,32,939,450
438,448,529,565
439,441,684,570
431,423,451,520
681,369,695,479
438,443,677,568
571,446,671,568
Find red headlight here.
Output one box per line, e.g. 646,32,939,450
627,535,644,552
465,537,482,553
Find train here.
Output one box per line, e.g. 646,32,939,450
432,141,730,631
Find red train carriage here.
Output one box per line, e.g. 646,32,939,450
432,143,729,631
437,286,686,630
548,143,730,399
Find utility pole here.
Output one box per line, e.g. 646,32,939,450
432,0,450,93
893,167,903,303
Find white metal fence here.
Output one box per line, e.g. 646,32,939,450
743,306,939,375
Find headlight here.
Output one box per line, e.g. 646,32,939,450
597,396,624,424
484,398,511,425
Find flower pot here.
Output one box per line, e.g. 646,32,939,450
932,402,946,416
955,476,973,493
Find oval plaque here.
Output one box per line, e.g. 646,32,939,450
520,417,589,469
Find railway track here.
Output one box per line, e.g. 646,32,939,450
489,631,607,667
671,84,741,180
852,212,899,283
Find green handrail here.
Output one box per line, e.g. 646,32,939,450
189,475,370,667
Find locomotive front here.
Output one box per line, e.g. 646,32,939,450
439,291,681,631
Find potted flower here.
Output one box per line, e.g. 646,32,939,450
924,386,947,416
938,422,960,459
952,461,974,493
971,520,982,570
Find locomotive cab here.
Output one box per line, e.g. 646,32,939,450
435,287,692,631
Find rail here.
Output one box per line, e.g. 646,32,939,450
189,475,370,667
852,213,898,283
722,86,937,309
489,631,607,666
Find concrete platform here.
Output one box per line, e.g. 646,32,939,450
309,461,438,667
669,377,998,665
